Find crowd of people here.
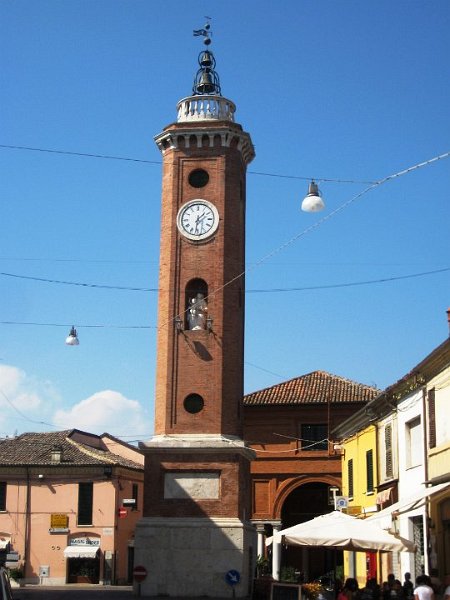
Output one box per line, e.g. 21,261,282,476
335,573,450,600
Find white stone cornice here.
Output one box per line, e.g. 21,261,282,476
154,127,255,165
139,433,256,460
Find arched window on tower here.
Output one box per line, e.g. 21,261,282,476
185,279,208,330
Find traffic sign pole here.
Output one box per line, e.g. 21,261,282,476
133,565,147,598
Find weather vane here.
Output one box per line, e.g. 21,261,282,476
193,17,212,46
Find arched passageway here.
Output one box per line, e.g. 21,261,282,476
280,482,343,582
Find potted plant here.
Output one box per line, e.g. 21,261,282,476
256,555,271,578
8,566,24,587
302,582,324,600
280,566,298,583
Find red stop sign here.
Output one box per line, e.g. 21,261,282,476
133,565,147,582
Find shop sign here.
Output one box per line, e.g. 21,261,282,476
70,537,100,546
50,514,69,529
122,498,136,507
343,506,362,515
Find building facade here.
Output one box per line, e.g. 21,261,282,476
334,324,450,586
243,370,379,581
0,429,144,585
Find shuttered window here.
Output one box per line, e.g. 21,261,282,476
366,449,374,493
132,483,139,510
385,424,393,478
428,388,436,449
0,482,6,511
78,482,93,525
348,459,354,498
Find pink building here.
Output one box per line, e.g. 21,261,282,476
0,429,144,585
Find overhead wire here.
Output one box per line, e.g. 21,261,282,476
0,143,377,184
0,267,448,332
0,151,448,333
1,266,447,296
166,152,450,328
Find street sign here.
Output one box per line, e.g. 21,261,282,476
335,496,348,510
225,570,241,586
133,565,148,582
118,507,127,518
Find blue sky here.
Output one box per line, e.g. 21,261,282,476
1,0,449,441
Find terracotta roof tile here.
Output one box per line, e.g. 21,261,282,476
243,370,379,406
0,429,143,470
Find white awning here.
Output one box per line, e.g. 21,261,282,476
368,481,450,527
0,537,10,550
63,546,99,559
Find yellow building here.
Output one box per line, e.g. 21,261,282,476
338,423,378,587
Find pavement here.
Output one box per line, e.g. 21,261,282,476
12,584,135,599
12,586,243,600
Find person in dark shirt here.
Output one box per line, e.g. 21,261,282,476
403,573,414,600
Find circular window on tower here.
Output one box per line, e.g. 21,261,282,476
183,393,204,414
188,169,209,188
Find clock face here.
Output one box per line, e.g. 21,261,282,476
177,200,219,241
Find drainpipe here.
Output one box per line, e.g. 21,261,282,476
422,388,430,574
24,467,31,579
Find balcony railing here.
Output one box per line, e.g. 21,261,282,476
177,95,236,123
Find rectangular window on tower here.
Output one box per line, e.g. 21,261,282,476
348,459,354,499
366,449,374,494
300,424,328,451
78,482,93,525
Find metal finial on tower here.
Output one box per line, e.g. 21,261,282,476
192,19,221,96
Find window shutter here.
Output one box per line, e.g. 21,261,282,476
0,482,6,511
78,482,93,525
366,449,374,493
428,388,436,449
385,424,393,478
348,459,354,498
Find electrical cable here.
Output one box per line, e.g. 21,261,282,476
0,266,447,295
0,388,59,430
167,152,449,330
0,143,377,184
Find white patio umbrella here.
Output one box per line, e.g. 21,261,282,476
266,510,415,552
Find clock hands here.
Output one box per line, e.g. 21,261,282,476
194,210,208,234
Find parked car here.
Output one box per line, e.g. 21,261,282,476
0,568,13,600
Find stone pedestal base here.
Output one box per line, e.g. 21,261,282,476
134,516,256,598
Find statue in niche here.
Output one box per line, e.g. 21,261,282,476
188,293,208,330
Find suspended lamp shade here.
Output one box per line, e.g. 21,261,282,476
301,180,325,212
65,326,79,346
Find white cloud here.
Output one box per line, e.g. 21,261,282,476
53,390,149,437
0,364,56,435
0,365,150,440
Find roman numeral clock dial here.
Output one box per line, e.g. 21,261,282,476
177,199,219,242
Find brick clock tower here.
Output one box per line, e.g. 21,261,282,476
134,30,256,598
